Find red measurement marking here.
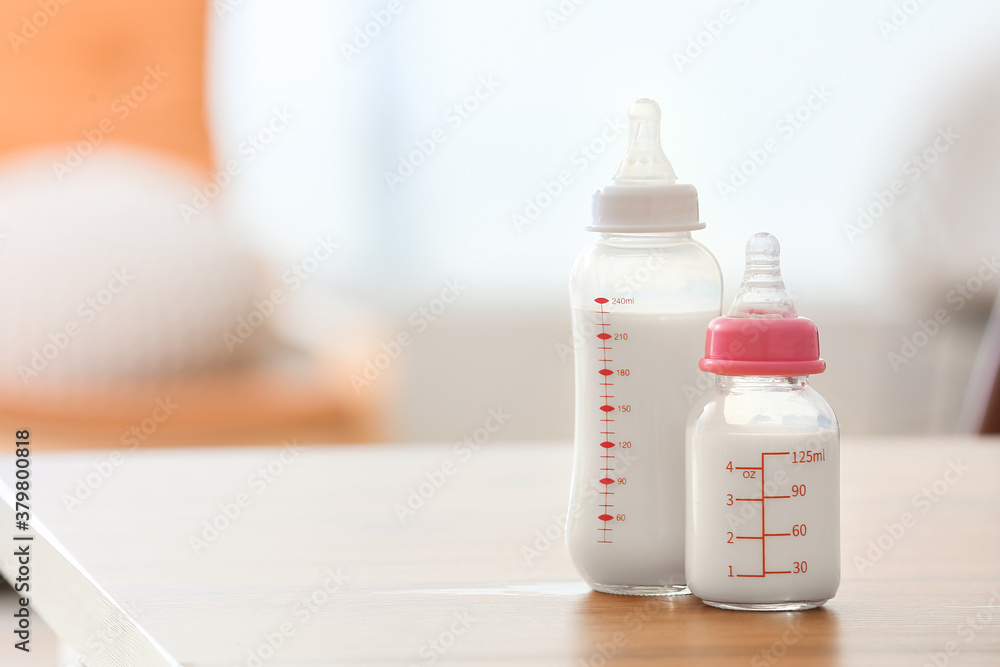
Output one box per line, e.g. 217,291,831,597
754,451,795,577
596,298,617,544
761,452,766,575
730,451,801,578
760,448,791,579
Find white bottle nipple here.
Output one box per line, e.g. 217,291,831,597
728,232,797,318
612,99,678,185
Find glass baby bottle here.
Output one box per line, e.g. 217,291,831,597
686,232,840,610
566,99,722,595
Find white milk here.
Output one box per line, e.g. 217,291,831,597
566,308,716,593
686,430,840,607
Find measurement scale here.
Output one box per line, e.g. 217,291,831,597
594,297,619,543
725,448,827,579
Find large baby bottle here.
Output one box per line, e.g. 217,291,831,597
566,99,722,595
686,232,840,610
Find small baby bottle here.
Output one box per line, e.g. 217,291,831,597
686,232,840,610
566,99,722,595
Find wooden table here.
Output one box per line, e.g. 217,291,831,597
1,438,999,666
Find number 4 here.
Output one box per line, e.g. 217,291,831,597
726,461,733,472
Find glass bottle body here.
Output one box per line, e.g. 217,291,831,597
567,232,722,595
686,375,840,610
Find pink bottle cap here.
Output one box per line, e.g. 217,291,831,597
699,233,826,377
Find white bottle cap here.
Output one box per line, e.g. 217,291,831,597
588,99,703,233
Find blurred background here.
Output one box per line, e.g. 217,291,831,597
1,0,999,449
